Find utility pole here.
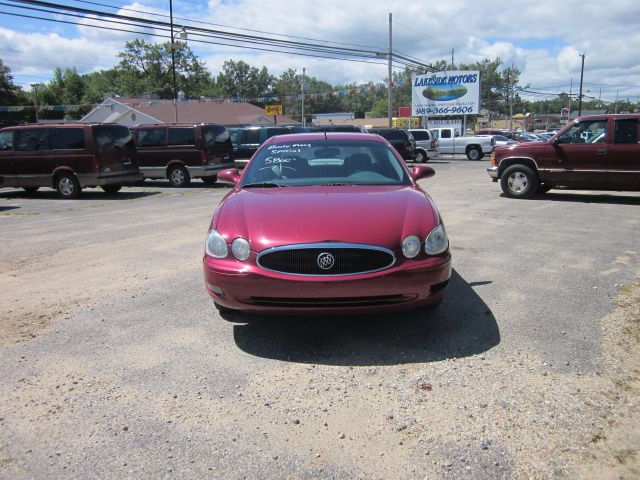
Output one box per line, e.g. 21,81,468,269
169,0,178,123
451,48,455,68
387,13,393,128
301,67,306,127
31,84,40,123
578,53,585,117
568,78,572,117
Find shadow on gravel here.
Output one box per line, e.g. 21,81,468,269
231,269,500,366
502,191,640,205
140,180,232,190
0,205,21,212
0,189,161,200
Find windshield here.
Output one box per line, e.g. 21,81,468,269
240,139,411,187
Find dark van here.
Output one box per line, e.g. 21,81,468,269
130,123,234,187
0,123,141,199
235,126,291,159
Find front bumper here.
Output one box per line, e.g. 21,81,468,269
203,253,452,315
487,166,498,179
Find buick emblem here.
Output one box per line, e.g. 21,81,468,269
317,252,335,270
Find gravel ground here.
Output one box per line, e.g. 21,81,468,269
0,161,639,479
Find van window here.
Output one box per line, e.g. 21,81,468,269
137,128,165,147
0,131,13,150
614,119,638,144
93,125,134,153
202,125,230,145
15,129,49,151
411,130,429,141
168,128,195,146
52,128,85,150
240,129,260,144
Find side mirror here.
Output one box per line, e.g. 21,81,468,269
217,168,241,186
410,164,435,182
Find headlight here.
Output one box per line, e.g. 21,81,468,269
402,235,421,258
205,229,228,258
425,224,448,255
231,237,251,261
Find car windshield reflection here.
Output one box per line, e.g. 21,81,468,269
240,139,411,188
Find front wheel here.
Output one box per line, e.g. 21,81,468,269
500,164,538,198
55,172,81,199
101,185,122,194
466,146,483,161
168,165,190,187
414,150,427,163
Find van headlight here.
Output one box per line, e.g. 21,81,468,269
425,224,448,255
205,229,228,258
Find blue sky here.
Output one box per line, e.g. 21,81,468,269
1,0,639,106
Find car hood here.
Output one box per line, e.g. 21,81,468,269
213,185,440,252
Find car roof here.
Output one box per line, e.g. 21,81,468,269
261,132,380,145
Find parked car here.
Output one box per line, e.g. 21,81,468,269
408,128,439,162
0,123,141,198
487,114,640,198
430,127,495,160
130,123,234,187
312,125,368,133
203,132,451,315
235,126,292,159
368,128,416,161
477,134,518,148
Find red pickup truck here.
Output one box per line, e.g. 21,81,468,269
487,114,639,198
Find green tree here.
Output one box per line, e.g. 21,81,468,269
215,60,273,100
0,59,30,125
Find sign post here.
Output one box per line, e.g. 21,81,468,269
560,107,569,124
265,104,283,124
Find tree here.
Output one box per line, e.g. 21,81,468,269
116,39,215,99
0,59,31,125
215,60,274,100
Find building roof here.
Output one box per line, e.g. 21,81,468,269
81,97,299,126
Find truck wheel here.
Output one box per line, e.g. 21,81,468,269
414,150,427,163
500,164,538,199
466,146,483,161
168,165,190,187
55,172,81,199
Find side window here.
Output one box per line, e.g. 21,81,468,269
441,130,452,139
168,128,195,146
14,129,49,151
202,125,230,145
614,119,638,144
559,120,607,144
137,128,165,147
0,131,13,151
52,128,85,149
240,129,260,144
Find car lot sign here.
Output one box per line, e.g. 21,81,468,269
265,105,283,116
411,70,480,117
560,107,570,124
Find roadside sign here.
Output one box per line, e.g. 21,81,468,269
265,105,282,116
560,107,569,124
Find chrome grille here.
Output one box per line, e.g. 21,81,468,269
257,243,396,276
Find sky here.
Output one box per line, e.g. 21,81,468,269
1,0,640,107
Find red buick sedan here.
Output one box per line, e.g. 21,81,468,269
203,132,451,315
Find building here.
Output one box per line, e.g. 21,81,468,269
80,96,299,126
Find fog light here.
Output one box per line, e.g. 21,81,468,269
206,283,224,297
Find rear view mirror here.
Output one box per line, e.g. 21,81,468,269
411,164,435,182
217,168,241,185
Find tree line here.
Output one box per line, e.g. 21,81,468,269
1,39,636,126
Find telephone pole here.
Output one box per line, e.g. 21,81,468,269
578,53,585,117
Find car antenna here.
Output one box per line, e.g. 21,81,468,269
324,130,327,144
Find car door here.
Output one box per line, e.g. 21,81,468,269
543,118,608,188
135,127,167,176
0,130,14,186
607,117,639,189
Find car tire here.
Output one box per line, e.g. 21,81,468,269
201,176,218,185
500,164,538,198
414,150,427,163
101,185,122,194
55,172,81,199
466,146,483,161
23,186,39,194
168,165,190,187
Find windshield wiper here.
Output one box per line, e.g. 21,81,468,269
242,182,285,188
320,182,351,186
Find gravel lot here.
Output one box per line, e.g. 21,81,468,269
1,157,639,479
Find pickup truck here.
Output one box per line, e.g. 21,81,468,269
430,127,495,160
487,114,640,198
